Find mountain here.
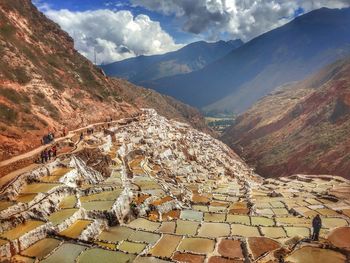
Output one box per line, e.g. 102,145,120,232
148,8,350,114
100,39,243,84
0,0,211,161
221,57,350,179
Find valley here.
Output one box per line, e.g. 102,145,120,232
0,0,350,262
0,109,349,262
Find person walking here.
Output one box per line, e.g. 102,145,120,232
44,149,49,163
311,214,322,241
40,151,45,163
48,148,52,160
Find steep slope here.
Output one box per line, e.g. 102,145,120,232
221,57,350,179
100,40,243,84
149,8,350,114
0,0,210,161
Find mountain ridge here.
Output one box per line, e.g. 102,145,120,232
100,39,243,84
147,7,350,114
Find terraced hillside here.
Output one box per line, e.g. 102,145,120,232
0,110,349,262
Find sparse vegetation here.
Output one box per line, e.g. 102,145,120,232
0,87,30,104
0,103,17,123
33,92,60,120
13,67,32,84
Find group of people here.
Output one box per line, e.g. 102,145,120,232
40,145,57,163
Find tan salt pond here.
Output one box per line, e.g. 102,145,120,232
20,183,60,194
192,205,209,212
15,193,37,203
77,248,136,263
80,189,122,202
128,218,160,231
180,209,203,221
1,220,44,240
260,226,287,238
21,238,61,260
149,234,182,257
158,221,176,233
275,217,311,227
128,230,160,244
284,227,310,238
226,215,250,225
48,208,78,226
198,222,231,238
118,241,146,253
176,219,200,235
316,208,339,216
81,200,115,211
178,237,215,254
322,217,348,229
272,208,289,215
40,168,72,183
231,224,260,237
59,220,92,238
0,201,15,211
251,216,275,226
98,226,134,242
204,212,226,222
285,246,346,263
41,243,87,263
134,256,170,263
96,241,117,249
59,195,77,209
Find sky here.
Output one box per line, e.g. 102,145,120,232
33,0,350,64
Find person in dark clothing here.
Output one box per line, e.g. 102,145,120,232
44,149,49,163
312,214,322,241
48,149,52,160
41,151,45,163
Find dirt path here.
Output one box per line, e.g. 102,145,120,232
0,117,137,190
0,120,122,168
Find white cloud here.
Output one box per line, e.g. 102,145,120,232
43,8,183,64
131,0,350,41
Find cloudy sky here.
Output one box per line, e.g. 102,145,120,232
33,0,350,64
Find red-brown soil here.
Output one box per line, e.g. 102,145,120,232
221,58,350,179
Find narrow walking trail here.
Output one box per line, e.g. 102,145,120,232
0,116,138,189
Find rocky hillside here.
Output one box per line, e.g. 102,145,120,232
0,0,210,161
221,57,350,179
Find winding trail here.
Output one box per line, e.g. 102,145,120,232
0,116,139,190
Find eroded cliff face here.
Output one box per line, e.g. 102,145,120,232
0,0,211,162
221,58,350,179
0,110,349,262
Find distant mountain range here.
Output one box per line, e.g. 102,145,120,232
221,56,350,179
124,7,350,115
100,39,243,85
